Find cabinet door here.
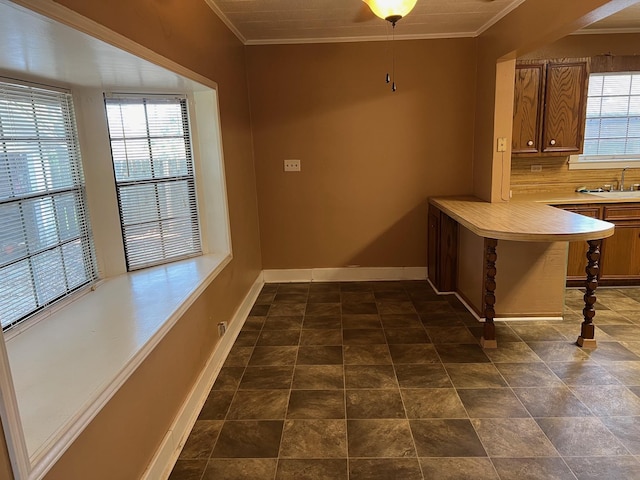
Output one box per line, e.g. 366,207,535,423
512,64,544,154
600,223,640,281
439,213,458,292
541,62,588,154
559,205,602,283
427,206,440,286
427,205,458,292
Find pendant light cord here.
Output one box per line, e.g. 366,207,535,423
391,23,396,92
383,19,398,92
385,21,391,85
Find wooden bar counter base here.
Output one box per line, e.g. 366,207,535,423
577,239,601,348
481,238,498,349
429,196,615,349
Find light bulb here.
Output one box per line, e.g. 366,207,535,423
364,0,417,23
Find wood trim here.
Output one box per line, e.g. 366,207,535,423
0,334,29,479
591,54,640,73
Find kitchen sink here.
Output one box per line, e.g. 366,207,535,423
589,190,640,199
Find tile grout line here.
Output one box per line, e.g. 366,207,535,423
170,282,640,479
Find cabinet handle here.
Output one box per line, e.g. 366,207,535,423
527,140,534,146
550,139,556,146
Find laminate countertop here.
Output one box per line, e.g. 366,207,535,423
512,191,640,205
429,196,615,242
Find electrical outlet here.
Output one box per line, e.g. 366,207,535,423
531,164,543,173
497,137,507,152
284,159,301,172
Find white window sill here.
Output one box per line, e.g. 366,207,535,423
4,252,231,466
568,155,640,170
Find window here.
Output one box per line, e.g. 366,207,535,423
105,95,201,271
571,72,640,168
0,80,97,330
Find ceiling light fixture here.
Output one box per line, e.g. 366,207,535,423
364,0,417,92
363,0,417,26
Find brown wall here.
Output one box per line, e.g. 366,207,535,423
247,39,476,269
0,419,13,480
33,1,262,479
521,32,640,60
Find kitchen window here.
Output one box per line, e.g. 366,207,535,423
570,72,640,169
0,79,97,330
105,95,202,271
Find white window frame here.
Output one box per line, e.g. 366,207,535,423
0,78,98,331
1,85,233,479
0,79,231,480
104,94,202,271
570,71,640,169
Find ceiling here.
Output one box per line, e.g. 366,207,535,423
581,2,640,33
205,0,640,45
2,0,640,92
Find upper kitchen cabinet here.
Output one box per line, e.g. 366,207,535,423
513,63,545,154
512,59,589,156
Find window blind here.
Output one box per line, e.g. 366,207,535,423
0,80,97,330
583,73,640,157
105,95,201,270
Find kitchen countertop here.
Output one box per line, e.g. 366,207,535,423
512,191,640,205
430,196,615,242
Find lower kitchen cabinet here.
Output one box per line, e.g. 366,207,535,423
600,205,640,284
560,204,602,285
427,204,458,292
555,203,640,286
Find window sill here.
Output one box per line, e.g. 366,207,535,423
4,252,231,468
568,155,640,170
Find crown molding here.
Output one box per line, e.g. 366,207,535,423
203,0,247,45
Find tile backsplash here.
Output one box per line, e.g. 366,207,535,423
510,156,640,194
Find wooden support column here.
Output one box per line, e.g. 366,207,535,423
577,239,601,348
481,238,498,348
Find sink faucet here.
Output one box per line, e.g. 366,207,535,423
620,166,630,191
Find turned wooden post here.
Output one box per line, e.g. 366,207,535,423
481,238,498,348
577,239,601,348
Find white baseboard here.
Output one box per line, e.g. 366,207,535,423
263,266,427,283
142,272,264,480
426,278,563,323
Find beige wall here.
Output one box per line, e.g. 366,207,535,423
21,1,263,478
457,228,567,318
247,39,476,269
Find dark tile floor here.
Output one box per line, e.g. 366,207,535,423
168,281,640,480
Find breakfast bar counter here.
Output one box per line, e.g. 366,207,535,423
428,196,615,348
